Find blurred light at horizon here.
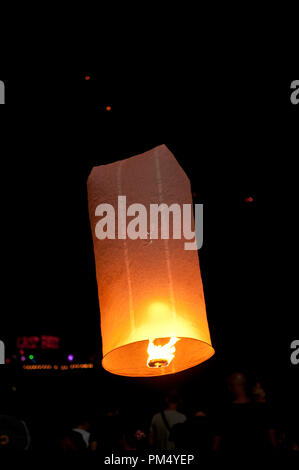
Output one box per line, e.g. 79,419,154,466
22,363,94,370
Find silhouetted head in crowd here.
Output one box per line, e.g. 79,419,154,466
227,372,250,403
120,423,146,451
73,415,90,431
164,390,180,411
252,381,267,403
105,403,120,417
194,410,208,418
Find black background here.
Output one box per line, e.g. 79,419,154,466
0,66,298,451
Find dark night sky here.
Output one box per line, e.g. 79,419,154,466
0,69,298,432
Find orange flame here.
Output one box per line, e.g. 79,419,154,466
147,337,179,368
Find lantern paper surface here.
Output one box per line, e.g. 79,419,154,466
87,145,214,376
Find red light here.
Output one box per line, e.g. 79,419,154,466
5,358,11,364
85,75,91,81
41,335,60,349
106,106,112,111
245,196,254,203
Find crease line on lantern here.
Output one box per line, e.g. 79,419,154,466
117,161,136,332
154,151,177,325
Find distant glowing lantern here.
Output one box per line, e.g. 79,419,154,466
87,145,214,377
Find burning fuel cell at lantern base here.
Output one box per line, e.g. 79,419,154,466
87,145,214,377
147,337,180,368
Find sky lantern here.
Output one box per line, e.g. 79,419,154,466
87,145,214,377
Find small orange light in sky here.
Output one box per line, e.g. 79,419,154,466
106,105,112,111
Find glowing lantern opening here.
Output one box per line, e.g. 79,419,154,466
87,145,215,377
147,337,179,368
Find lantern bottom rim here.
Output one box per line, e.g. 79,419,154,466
102,337,215,377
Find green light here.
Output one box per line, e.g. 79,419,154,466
29,354,34,360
